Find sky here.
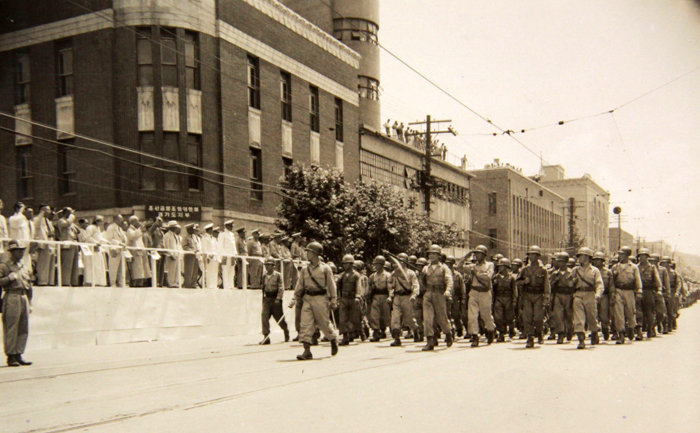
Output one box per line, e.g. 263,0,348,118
377,0,700,255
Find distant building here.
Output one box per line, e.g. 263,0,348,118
609,227,635,253
539,165,610,252
468,164,566,261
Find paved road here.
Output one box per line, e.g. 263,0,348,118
2,306,699,433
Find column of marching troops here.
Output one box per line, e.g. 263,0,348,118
259,241,698,360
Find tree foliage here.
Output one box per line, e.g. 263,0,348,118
276,163,466,264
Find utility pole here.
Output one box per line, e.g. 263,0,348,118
408,115,457,221
568,197,576,248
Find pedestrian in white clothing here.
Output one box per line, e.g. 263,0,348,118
218,220,237,290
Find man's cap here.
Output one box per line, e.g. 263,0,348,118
185,223,196,229
236,227,246,233
167,220,180,228
203,223,214,230
224,219,234,226
94,215,104,222
7,240,26,251
252,229,261,235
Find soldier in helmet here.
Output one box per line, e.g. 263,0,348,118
444,255,466,338
637,248,661,339
571,248,604,349
412,257,428,342
368,256,393,342
516,246,551,348
463,245,496,347
660,256,680,330
292,242,339,360
354,260,370,341
610,246,642,344
408,255,418,267
337,254,363,346
492,258,517,342
419,245,454,351
551,252,576,344
649,254,669,334
260,257,290,344
592,252,616,341
387,253,420,346
510,258,525,339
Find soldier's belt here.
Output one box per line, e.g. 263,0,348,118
395,290,412,296
263,292,278,298
495,291,513,297
471,286,490,293
576,287,596,293
618,283,635,291
426,285,446,293
642,285,656,292
305,290,327,296
341,293,357,299
523,286,545,294
2,288,28,295
373,289,389,296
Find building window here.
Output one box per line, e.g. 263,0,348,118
358,76,379,100
187,134,202,191
57,47,73,97
335,141,344,171
17,146,33,200
334,98,343,143
488,192,497,215
309,85,320,133
280,71,292,122
250,148,263,201
184,31,199,90
58,141,75,195
248,55,260,109
163,132,180,191
488,228,497,250
283,157,293,178
161,28,178,87
136,28,153,86
16,54,30,105
139,132,157,191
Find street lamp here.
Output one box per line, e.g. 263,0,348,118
613,206,622,251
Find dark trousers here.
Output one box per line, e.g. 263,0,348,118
262,297,288,336
338,297,361,335
521,292,545,336
2,293,29,356
641,290,656,331
493,295,515,333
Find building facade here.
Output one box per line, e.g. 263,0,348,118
468,164,566,260
0,0,363,230
609,227,635,253
539,165,610,252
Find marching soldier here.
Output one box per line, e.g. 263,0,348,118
293,242,338,360
492,258,517,342
637,248,661,339
516,246,551,348
592,252,616,341
412,257,428,342
1,240,33,367
260,257,289,344
420,245,454,351
571,248,604,349
355,260,371,341
337,255,362,346
611,246,642,344
551,252,576,344
444,255,465,338
388,253,420,346
368,256,393,341
511,258,525,339
649,254,669,334
463,245,496,347
660,256,679,330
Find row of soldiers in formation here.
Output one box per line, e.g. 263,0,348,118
258,242,696,360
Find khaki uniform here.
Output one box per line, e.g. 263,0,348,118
517,263,551,337
390,267,419,333
294,262,338,344
572,264,604,333
337,270,362,335
464,261,496,335
420,263,453,338
1,260,32,357
655,265,670,327
492,272,517,335
247,239,263,289
597,266,615,333
261,271,288,336
638,262,661,332
368,270,393,332
448,269,465,335
666,268,681,327
611,261,642,331
551,268,576,335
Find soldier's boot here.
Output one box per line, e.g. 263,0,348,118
311,333,319,346
566,329,573,341
616,331,626,344
284,329,290,342
647,325,654,339
602,327,610,341
525,336,535,348
259,335,271,345
486,330,494,345
331,339,339,356
339,333,350,346
445,331,454,348
635,327,644,341
577,332,586,349
6,355,19,367
379,329,387,339
650,324,657,338
417,329,424,342
508,326,515,339
296,343,313,361
537,331,544,345
548,330,557,340
497,332,505,343
557,333,565,344
421,337,435,351
627,328,634,341
16,355,31,366
390,330,402,347
456,327,464,338
591,331,600,346
413,329,421,342
405,329,413,339
370,330,381,342
662,322,669,334
434,335,440,347
471,334,479,347
519,332,527,340
292,334,300,342
360,328,367,342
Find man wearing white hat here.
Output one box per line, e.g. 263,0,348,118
162,221,183,287
218,220,237,290
202,224,220,289
103,214,127,287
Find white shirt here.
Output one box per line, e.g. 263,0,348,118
8,213,31,241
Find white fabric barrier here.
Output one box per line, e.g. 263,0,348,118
28,287,297,350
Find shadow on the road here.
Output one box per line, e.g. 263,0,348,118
505,346,543,350
275,356,331,363
404,347,449,353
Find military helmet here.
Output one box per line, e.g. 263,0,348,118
373,255,386,265
593,252,606,261
264,257,275,265
472,245,488,255
427,244,442,254
493,253,504,262
649,253,661,262
353,260,364,270
416,257,428,267
512,258,523,267
445,255,456,264
567,258,577,267
397,252,409,262
497,258,511,268
342,254,355,264
555,252,570,262
660,256,672,263
383,262,392,270
637,248,651,257
528,245,542,256
408,255,417,264
576,247,594,258
629,255,638,263
618,246,633,255
305,241,323,256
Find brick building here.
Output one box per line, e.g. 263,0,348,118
609,227,635,253
468,163,566,260
0,0,365,229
